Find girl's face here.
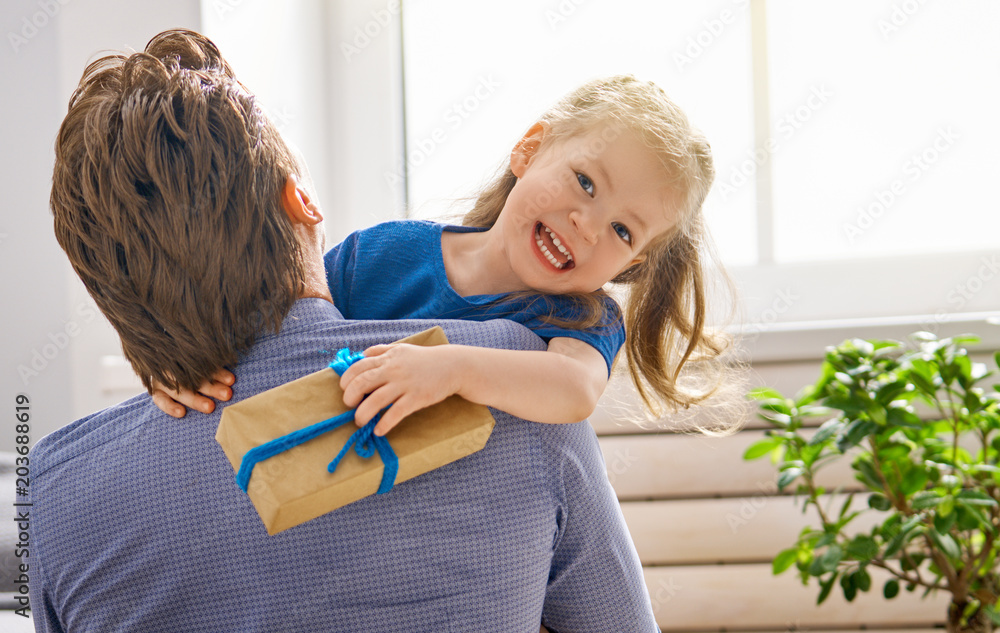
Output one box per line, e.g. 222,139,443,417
493,123,678,295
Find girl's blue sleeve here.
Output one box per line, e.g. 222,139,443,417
323,231,360,318
531,296,625,376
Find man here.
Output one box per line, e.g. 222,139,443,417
32,29,658,632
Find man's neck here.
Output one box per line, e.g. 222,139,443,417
299,249,334,303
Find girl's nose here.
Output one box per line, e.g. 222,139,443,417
569,209,599,245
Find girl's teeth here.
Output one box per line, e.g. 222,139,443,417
535,224,574,270
543,226,573,260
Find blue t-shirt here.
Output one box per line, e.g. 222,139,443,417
324,220,625,373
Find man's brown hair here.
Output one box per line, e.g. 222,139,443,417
51,29,305,393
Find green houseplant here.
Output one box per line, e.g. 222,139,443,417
745,332,1000,632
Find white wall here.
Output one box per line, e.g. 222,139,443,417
2,0,71,451
2,0,201,446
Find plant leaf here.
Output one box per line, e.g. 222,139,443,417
856,567,872,592
840,571,858,602
950,334,980,346
743,437,782,461
956,503,994,533
856,459,883,491
845,535,878,562
777,467,803,491
868,493,892,511
819,544,842,573
772,548,798,575
933,505,956,533
838,419,878,452
928,528,960,559
808,418,842,446
838,493,856,521
884,515,923,558
886,406,923,429
900,466,928,496
911,491,942,510
884,578,900,599
817,572,838,605
748,387,786,402
986,604,1000,626
956,489,998,507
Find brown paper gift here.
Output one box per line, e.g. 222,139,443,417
215,326,495,535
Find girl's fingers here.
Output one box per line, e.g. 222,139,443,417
152,390,187,419
197,379,231,402
182,393,216,414
362,344,393,357
372,395,417,436
151,370,232,417
159,383,216,414
340,358,386,407
353,384,400,427
338,356,374,386
203,369,236,400
213,382,233,401
340,370,368,408
213,368,236,386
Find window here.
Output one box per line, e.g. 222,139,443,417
401,0,1000,327
766,0,1000,262
402,0,756,264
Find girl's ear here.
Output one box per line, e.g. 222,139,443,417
622,253,646,273
510,122,549,178
613,255,646,283
281,174,323,226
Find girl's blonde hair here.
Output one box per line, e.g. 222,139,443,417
464,75,740,432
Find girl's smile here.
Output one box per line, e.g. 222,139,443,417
533,222,575,270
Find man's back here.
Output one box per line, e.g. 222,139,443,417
29,300,657,632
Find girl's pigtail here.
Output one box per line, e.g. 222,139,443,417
622,229,737,433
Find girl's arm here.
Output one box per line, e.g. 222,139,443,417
339,337,608,435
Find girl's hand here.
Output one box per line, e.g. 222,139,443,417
150,369,235,418
339,343,462,437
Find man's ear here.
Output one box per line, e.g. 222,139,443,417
282,174,323,226
510,122,549,178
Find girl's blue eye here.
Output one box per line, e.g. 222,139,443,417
576,172,594,196
612,222,632,244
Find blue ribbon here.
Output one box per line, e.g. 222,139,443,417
235,348,399,496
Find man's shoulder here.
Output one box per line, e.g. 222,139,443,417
33,303,554,485
31,394,151,479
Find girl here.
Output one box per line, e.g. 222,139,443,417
155,75,735,435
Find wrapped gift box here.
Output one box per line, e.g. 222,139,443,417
216,326,496,535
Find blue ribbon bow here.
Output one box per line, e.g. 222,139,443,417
235,348,399,496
